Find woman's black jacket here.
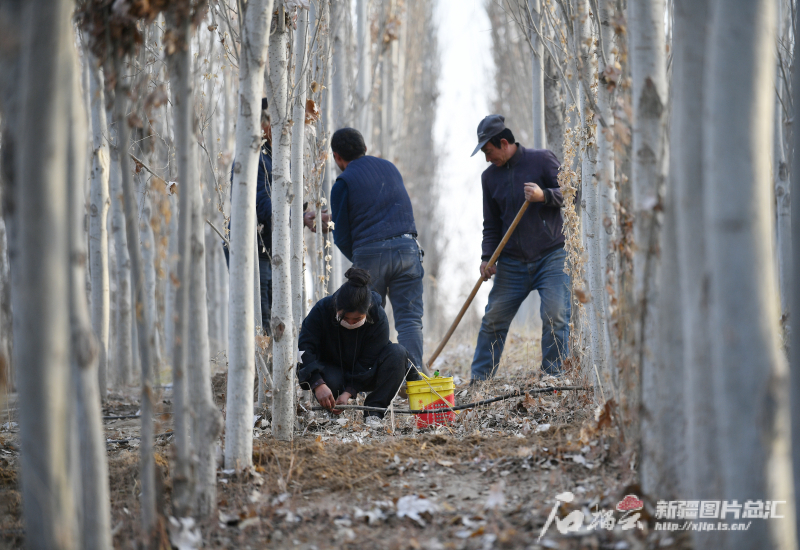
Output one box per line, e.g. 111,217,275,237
296,290,388,391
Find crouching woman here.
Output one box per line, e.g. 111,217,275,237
297,267,412,418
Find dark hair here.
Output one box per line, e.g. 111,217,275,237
331,128,367,161
488,128,516,149
335,267,372,313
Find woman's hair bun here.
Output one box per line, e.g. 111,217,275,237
345,267,371,288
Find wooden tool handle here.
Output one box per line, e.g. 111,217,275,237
426,201,531,369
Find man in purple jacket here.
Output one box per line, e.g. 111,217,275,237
469,115,571,381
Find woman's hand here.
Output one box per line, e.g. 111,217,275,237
314,384,336,411
333,392,352,415
314,385,351,415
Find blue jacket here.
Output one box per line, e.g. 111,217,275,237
229,142,272,258
330,155,417,261
481,144,564,263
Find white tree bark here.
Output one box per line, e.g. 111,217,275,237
672,3,722,548
15,1,77,546
268,0,296,442
792,0,800,531
356,0,371,145
629,0,668,493
331,0,352,129
596,0,617,395
379,0,396,160
225,0,274,470
574,0,603,385
114,58,157,534
189,140,224,518
108,117,134,386
138,178,163,384
705,0,795,547
87,54,111,403
68,52,112,550
291,5,309,335
774,0,791,322
167,16,195,515
528,0,545,149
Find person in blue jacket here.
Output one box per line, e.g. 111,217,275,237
317,128,426,371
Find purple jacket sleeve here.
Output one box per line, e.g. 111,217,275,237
539,149,564,207
481,173,503,262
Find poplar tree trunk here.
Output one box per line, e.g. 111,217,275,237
167,16,195,515
138,178,163,385
268,0,296,442
774,0,791,322
574,0,605,386
225,0,274,470
379,0,396,160
629,0,667,492
68,53,112,550
114,59,157,535
596,0,617,395
792,0,800,534
356,0,371,144
108,119,134,386
292,6,309,334
87,54,110,404
705,0,795,547
331,0,352,129
672,2,721,546
189,134,224,518
15,1,77,546
528,0,545,149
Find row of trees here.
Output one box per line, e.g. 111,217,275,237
0,0,440,547
492,0,796,548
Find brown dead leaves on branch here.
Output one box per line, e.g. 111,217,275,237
77,0,209,77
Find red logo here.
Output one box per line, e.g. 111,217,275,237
616,495,644,512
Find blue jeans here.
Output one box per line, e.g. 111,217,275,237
224,244,272,334
352,237,425,370
471,247,571,380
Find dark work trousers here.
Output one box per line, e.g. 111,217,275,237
318,343,408,418
224,243,272,334
351,237,425,370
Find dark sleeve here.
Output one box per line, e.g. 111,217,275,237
481,174,503,262
256,154,272,226
297,302,330,388
539,150,564,208
331,179,354,261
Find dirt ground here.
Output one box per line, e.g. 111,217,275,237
0,333,690,549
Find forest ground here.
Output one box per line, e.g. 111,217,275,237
0,332,690,550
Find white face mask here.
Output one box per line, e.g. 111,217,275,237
338,315,366,330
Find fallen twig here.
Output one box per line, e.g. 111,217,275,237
310,386,590,415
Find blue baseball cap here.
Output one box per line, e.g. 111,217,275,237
471,114,506,156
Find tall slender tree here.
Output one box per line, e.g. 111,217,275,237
15,0,78,546
269,0,296,442
225,0,275,470
705,0,795,547
167,7,196,515
87,53,111,404
69,52,112,550
672,1,721,545
629,0,668,493
291,4,310,336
